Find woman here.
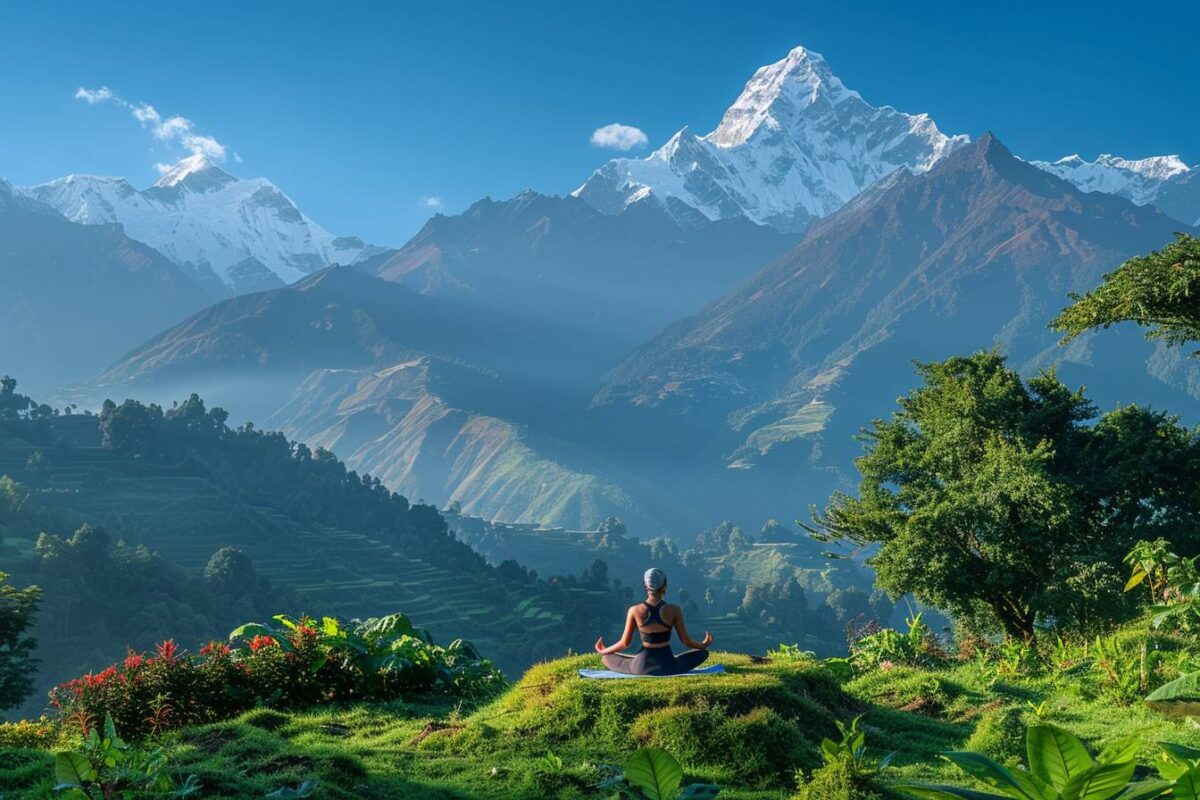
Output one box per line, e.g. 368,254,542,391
594,567,713,675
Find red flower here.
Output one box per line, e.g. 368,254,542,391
124,651,145,672
200,641,231,657
249,635,277,652
156,639,179,662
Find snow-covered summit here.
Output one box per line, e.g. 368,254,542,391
573,45,968,232
1031,153,1194,209
19,157,384,293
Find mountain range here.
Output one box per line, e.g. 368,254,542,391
8,43,1198,536
18,154,384,293
1032,153,1200,226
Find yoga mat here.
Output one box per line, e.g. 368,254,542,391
578,664,726,680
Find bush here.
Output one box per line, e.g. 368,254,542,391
0,716,59,749
50,612,505,739
849,613,947,673
796,754,882,800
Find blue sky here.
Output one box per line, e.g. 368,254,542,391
2,1,1196,245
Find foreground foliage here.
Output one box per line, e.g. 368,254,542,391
49,612,503,739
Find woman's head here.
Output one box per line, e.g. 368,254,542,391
644,567,667,598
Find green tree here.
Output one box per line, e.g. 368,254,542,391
0,571,41,710
1052,233,1200,347
813,351,1200,641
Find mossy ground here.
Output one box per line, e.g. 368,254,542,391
5,650,1200,799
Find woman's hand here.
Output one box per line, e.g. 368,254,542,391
700,631,713,649
594,636,607,654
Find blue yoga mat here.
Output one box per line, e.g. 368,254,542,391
578,664,726,680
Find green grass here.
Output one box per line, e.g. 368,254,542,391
7,642,1200,799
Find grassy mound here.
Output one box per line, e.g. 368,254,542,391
423,652,853,787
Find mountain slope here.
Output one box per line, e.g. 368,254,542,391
1032,153,1200,226
588,134,1199,523
86,268,661,530
373,190,799,338
19,155,383,291
267,359,666,531
574,45,967,233
0,180,217,394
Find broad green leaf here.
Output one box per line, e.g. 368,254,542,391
1173,764,1200,800
678,784,721,799
1125,569,1148,592
1112,779,1172,800
1097,739,1141,766
1060,761,1135,800
1147,673,1200,718
624,747,683,800
1028,726,1095,792
1160,742,1200,762
54,752,93,786
894,782,1015,800
943,751,1043,800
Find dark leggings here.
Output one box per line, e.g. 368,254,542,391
602,647,709,676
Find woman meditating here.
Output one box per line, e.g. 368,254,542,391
594,568,713,675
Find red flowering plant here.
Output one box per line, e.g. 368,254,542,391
49,612,505,739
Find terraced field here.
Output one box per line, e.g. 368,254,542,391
0,420,597,675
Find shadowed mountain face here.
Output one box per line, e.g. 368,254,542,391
587,134,1200,524
0,181,217,395
372,191,799,341
86,267,672,531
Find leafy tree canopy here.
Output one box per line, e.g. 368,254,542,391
1053,233,1200,347
813,351,1200,641
0,571,40,710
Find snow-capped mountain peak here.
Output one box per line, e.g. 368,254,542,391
151,153,235,190
708,46,860,148
1031,152,1198,223
573,45,967,232
19,156,385,293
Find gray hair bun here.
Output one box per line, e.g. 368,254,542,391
644,567,667,592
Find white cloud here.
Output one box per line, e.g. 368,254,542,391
76,88,229,162
421,196,444,210
590,123,648,151
75,86,113,104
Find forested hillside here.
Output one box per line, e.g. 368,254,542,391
0,379,627,718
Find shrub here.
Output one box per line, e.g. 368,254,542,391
797,755,883,800
0,716,59,749
849,613,946,673
49,612,505,739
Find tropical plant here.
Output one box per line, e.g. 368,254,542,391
52,712,199,799
896,723,1178,800
768,643,817,662
820,716,896,778
601,747,720,800
1124,539,1175,605
850,613,944,672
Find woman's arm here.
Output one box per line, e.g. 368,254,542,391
672,606,713,651
594,607,637,655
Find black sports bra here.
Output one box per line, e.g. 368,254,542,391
638,601,673,646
